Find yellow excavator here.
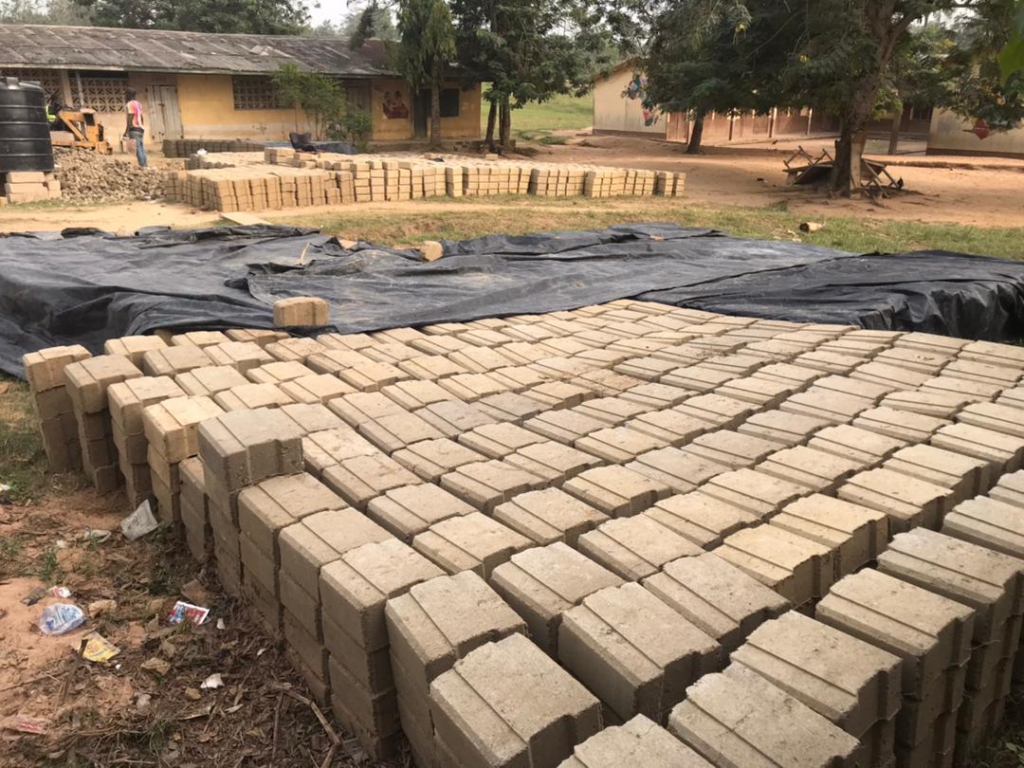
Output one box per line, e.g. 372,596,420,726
48,100,112,154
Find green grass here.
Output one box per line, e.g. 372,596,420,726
267,196,1024,260
481,91,593,142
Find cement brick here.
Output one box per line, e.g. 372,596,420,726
563,464,670,517
429,634,602,768
440,459,546,512
573,397,653,427
559,582,721,723
682,430,778,470
205,341,274,374
816,569,974,698
878,529,1024,643
996,386,1024,412
524,409,607,444
751,361,825,389
557,714,713,768
174,365,249,396
643,552,789,653
921,374,1003,402
851,361,932,389
416,399,500,437
143,395,224,462
619,382,694,409
108,376,186,436
490,542,624,656
623,409,711,445
227,328,289,347
214,382,294,411
505,441,602,485
493,488,608,546
367,483,476,542
700,468,808,520
959,340,1024,370
644,492,757,549
246,360,315,384
717,525,835,606
398,354,470,380
623,447,725,496
449,346,519,374
780,389,873,425
943,495,1024,564
388,438,484,484
577,515,703,580
771,494,888,577
853,406,951,443
527,380,596,409
575,426,667,463
716,376,796,409
930,422,1024,474
301,425,378,476
338,360,410,391
878,389,969,419
895,332,969,356
171,330,230,348
322,453,422,510
65,354,143,414
23,344,91,392
614,356,680,381
459,421,548,459
737,410,831,447
475,391,547,423
883,444,990,503
838,468,954,533
264,337,327,363
874,347,953,374
942,359,1020,387
238,472,344,559
808,424,908,465
103,335,167,366
279,373,354,404
380,379,456,410
792,350,864,375
198,407,305,493
757,445,867,495
661,365,735,393
674,394,757,429
957,401,1024,438
668,663,860,768
413,512,533,578
141,345,212,377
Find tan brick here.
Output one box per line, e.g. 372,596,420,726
416,399,500,437
733,612,902,738
959,340,1024,370
143,395,224,462
958,401,1024,438
668,663,859,767
738,410,831,447
246,360,315,385
141,345,212,377
273,296,329,326
174,365,249,396
65,354,143,414
682,430,777,470
367,483,475,542
575,426,667,463
214,382,293,411
990,469,1024,508
921,373,1003,402
204,341,274,374
558,714,713,768
458,421,547,459
771,494,887,577
700,468,807,520
238,472,344,561
108,376,185,436
793,349,863,375
874,346,953,374
931,422,1024,474
883,444,991,503
413,512,532,578
942,359,1020,387
838,468,953,533
623,409,711,446
644,492,756,549
808,424,907,465
757,445,867,494
440,459,545,512
23,345,91,392
780,389,872,425
430,634,601,768
853,406,950,443
171,330,230,348
279,373,353,404
505,441,602,485
527,380,595,409
322,453,422,510
577,515,702,580
492,488,607,547
878,389,969,419
103,335,167,367
751,361,824,389
227,328,289,347
559,582,720,723
265,336,328,363
301,425,378,476
563,464,670,517
474,391,547,423
198,407,306,494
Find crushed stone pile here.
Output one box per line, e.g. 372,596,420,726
52,147,165,204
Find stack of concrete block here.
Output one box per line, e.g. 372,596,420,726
103,335,168,366
385,571,528,766
22,345,91,472
429,633,602,767
2,170,59,204
559,714,713,767
108,377,187,508
732,611,902,766
878,529,1024,757
179,457,210,562
818,569,975,768
63,354,143,492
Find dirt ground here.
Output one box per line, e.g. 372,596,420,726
0,135,1022,234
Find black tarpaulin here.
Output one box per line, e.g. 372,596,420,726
1,222,1022,378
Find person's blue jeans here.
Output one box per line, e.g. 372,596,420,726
129,129,147,167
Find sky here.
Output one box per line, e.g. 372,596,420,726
307,0,358,26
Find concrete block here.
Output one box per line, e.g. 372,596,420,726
490,542,624,656
505,441,602,485
662,365,736,393
921,374,1003,403
780,389,873,425
380,379,456,410
619,382,694,409
141,345,212,377
430,634,602,768
751,361,825,389
227,328,289,347
573,397,653,427
361,410,446,454
23,344,91,392
322,453,422,510
942,359,1020,387
413,512,533,578
174,365,249,396
682,430,778,470
623,409,711,445
816,569,974,699
575,426,667,463
958,402,1024,438
205,341,274,373
757,445,867,495
103,335,167,366
416,399,500,437
990,468,1024,508
878,388,969,419
143,395,224,463
577,515,703,581
959,340,1024,370
738,409,831,446
874,347,953,374
559,582,721,723
65,354,143,414
198,407,305,494
301,425,378,477
894,332,969,356
493,487,608,546
838,468,954,533
524,409,607,445
527,380,596,409
265,337,328,364
674,394,757,429
246,360,315,385
716,376,796,409
214,382,294,411
717,525,835,606
624,447,725,496
883,444,990,503
278,373,354,404
475,391,547,422
771,494,888,577
449,346,518,374
305,348,373,375
733,612,902,737
615,356,681,381
389,438,485,484
557,714,713,768
700,468,808,520
367,483,476,542
668,663,859,768
644,492,757,549
459,421,548,459
931,422,1024,474
238,472,343,559
878,529,1024,643
808,424,908,465
440,459,546,512
170,330,230,348
398,354,470,381
851,361,932,389
337,360,410,391
643,552,788,653
563,464,670,517
438,372,512,402
852,406,950,444
108,376,186,436
793,350,864,375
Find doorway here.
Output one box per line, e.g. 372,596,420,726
144,85,183,144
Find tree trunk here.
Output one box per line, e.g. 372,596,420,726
686,111,705,155
485,99,497,150
887,104,906,155
499,96,511,150
430,80,442,149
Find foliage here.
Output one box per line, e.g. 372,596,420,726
999,1,1024,81
0,0,93,24
272,63,347,139
393,0,456,146
328,105,373,150
347,1,397,46
74,0,309,33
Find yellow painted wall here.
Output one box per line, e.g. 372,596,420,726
176,73,313,141
928,108,1024,158
369,78,481,141
593,65,666,136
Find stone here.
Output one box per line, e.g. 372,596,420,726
700,469,807,520
367,483,476,542
174,365,249,396
732,612,902,738
392,437,487,483
558,582,721,723
668,663,859,768
493,488,608,546
460,421,549,459
644,492,758,549
564,465,671,517
577,515,703,580
625,447,725,496
737,410,831,447
770,494,888,577
322,453,422,510
882,444,991,503
441,459,546,512
413,512,533,578
838,468,954,534
557,715,713,768
756,445,867,495
141,345,212,377
643,552,789,652
429,634,602,768
490,542,624,656
716,525,835,606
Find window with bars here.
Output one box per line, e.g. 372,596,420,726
75,73,129,112
0,68,62,99
232,76,277,111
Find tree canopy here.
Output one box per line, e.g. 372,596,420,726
72,0,309,33
394,0,457,147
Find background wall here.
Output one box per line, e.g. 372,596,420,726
592,65,667,136
928,109,1024,158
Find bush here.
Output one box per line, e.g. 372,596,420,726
329,106,373,151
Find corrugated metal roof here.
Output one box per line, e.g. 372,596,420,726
0,24,393,76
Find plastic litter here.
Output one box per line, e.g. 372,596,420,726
200,673,224,690
81,632,120,662
168,601,210,626
49,586,71,599
121,499,158,541
0,483,11,503
38,603,86,635
78,529,112,544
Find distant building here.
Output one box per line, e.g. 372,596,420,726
927,109,1024,158
0,24,481,148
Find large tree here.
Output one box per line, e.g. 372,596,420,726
394,0,456,147
76,0,309,33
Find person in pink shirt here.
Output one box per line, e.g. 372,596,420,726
124,88,147,167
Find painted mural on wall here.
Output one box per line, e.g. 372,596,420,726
622,74,660,127
381,88,410,120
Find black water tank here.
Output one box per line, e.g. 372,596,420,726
0,78,54,173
